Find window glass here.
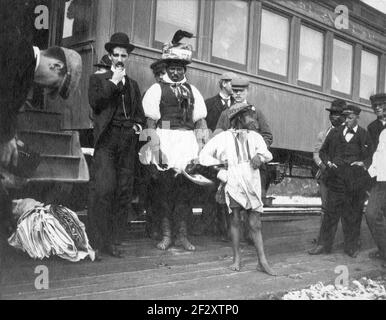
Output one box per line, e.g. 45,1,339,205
63,0,92,40
298,25,323,86
155,0,198,49
360,50,378,99
331,39,353,94
212,1,248,64
259,9,289,76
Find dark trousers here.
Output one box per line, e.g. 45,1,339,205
319,165,368,252
153,170,196,229
365,182,386,258
87,125,137,251
0,180,13,296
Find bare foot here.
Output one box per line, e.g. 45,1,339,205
229,258,241,271
259,260,277,276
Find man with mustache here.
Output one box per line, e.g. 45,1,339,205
87,33,145,259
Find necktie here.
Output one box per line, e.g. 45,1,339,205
222,99,230,108
345,127,355,135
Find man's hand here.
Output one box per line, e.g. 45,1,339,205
251,154,263,170
327,161,338,169
351,161,365,168
111,69,125,84
0,138,18,167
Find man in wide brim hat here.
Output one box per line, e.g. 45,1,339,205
104,32,135,53
367,93,386,151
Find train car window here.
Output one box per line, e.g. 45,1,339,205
360,50,379,100
298,25,324,87
62,0,93,43
211,0,248,65
331,39,353,95
154,0,199,49
259,9,289,77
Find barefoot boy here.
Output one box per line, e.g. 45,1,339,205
199,102,276,275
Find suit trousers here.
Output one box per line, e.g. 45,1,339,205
87,125,137,251
319,165,367,252
365,182,386,258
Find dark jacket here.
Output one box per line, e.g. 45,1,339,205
367,119,386,153
0,36,35,143
215,102,273,147
88,70,145,146
319,125,373,168
205,94,235,132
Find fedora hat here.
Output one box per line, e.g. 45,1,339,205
325,99,346,113
105,32,135,53
94,54,112,69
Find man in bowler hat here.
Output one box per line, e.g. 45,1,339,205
87,32,145,259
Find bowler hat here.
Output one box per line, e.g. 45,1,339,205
105,32,135,53
369,93,386,107
228,102,255,120
46,47,82,100
326,99,346,113
342,105,361,116
94,54,112,69
232,77,249,89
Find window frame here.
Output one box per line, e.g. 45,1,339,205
359,47,380,103
152,0,201,58
330,36,354,99
209,0,250,71
257,7,291,83
296,22,325,92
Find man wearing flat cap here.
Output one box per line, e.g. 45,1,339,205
0,30,82,292
309,99,345,252
87,32,145,259
205,72,237,132
310,105,373,258
368,93,386,152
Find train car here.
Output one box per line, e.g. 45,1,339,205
10,0,386,192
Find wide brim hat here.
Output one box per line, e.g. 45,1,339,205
326,99,346,113
94,54,112,69
228,102,255,120
105,32,135,53
46,47,82,100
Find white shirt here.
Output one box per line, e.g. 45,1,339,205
368,129,386,181
142,73,207,123
33,46,40,72
343,125,358,143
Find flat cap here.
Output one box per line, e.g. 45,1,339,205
369,93,386,106
220,72,237,81
228,102,255,120
232,77,249,89
94,54,111,69
342,105,361,116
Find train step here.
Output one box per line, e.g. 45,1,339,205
32,155,83,180
18,130,74,156
18,109,62,132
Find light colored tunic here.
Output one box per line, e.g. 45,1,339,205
199,129,273,213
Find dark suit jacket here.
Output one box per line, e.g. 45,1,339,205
215,102,273,147
88,70,145,146
367,119,386,152
0,35,35,143
205,94,235,132
319,125,373,168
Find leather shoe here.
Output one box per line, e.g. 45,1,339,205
308,245,329,255
104,245,123,258
345,248,360,258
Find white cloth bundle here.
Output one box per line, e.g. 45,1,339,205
8,202,95,262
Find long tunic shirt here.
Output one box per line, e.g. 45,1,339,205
199,129,273,213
